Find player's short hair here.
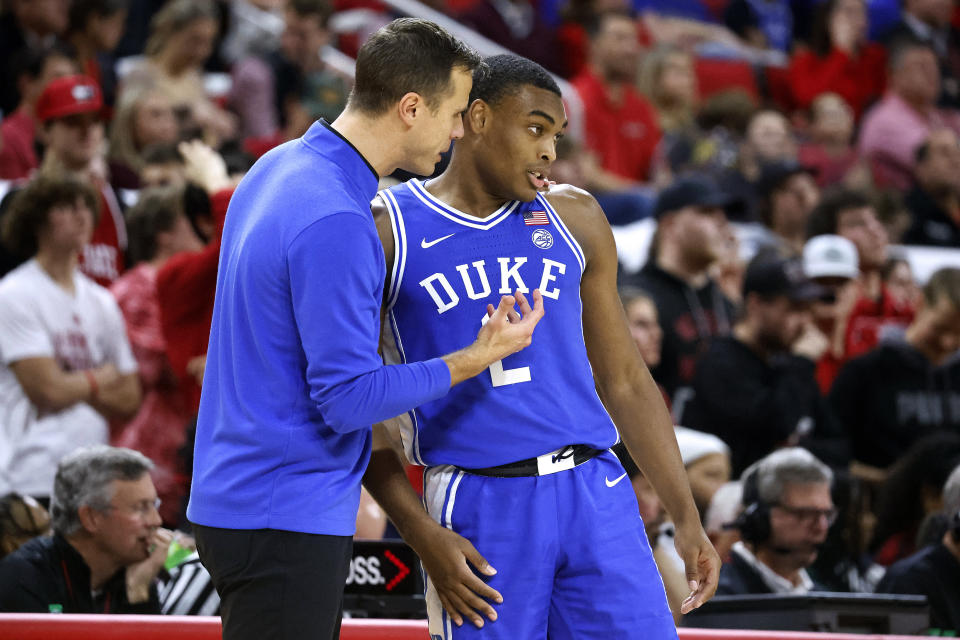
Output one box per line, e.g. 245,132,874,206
51,446,153,536
349,18,482,116
469,54,561,107
922,267,960,311
1,175,100,258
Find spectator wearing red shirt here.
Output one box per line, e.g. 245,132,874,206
0,46,76,181
34,75,127,286
573,10,661,189
789,0,886,120
807,188,914,391
110,185,204,526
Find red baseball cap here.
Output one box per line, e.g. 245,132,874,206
35,75,103,123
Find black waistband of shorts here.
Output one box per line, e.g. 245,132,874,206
461,444,603,478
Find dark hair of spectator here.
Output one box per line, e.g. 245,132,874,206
0,493,49,560
869,432,960,554
887,36,936,73
618,285,655,312
10,43,75,87
880,253,910,281
126,186,184,265
583,9,636,39
288,0,334,27
469,54,561,107
141,143,185,167
696,89,756,135
67,0,128,36
806,187,872,239
349,18,482,116
145,0,219,57
922,267,960,310
810,0,862,57
1,176,100,258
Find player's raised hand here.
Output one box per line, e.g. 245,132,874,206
674,522,721,614
411,523,503,628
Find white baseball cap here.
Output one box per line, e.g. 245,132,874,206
803,235,859,281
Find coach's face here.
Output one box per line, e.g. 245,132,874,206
406,66,472,176
475,85,567,202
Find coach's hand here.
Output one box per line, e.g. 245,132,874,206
407,521,502,628
674,521,720,614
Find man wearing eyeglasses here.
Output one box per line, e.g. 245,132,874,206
717,447,836,594
0,445,171,613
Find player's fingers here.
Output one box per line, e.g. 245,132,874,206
445,590,485,628
454,583,499,623
456,569,503,605
438,593,463,627
462,542,497,578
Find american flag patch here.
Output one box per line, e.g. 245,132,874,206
523,210,549,225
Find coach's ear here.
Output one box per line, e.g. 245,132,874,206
467,99,489,134
398,91,427,127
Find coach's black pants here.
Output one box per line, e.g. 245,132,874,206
193,524,352,640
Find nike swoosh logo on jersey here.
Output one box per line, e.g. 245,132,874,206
605,473,628,488
421,233,455,249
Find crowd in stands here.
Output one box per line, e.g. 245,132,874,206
1,0,960,633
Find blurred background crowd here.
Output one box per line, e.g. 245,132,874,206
0,0,960,631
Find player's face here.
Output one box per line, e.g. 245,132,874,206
479,86,567,202
408,66,472,176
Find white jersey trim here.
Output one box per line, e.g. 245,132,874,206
407,179,519,230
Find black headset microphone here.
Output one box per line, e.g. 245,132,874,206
727,467,823,556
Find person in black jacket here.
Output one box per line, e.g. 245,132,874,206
902,129,960,248
0,445,171,613
829,267,960,469
620,174,737,414
876,464,960,635
716,448,835,595
683,254,848,475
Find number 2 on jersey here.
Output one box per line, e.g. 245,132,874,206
480,311,532,387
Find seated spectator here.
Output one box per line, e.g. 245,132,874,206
884,0,960,109
0,494,51,560
903,128,960,247
798,93,860,188
619,286,663,369
858,39,960,190
110,185,204,527
718,448,835,594
619,175,736,412
723,0,793,52
0,45,76,181
457,0,561,76
35,75,128,285
717,109,798,222
108,85,179,180
231,0,349,143
876,463,960,634
64,0,128,113
675,426,731,519
638,45,698,136
830,268,960,470
573,11,661,191
123,0,235,146
869,433,960,564
0,176,140,502
755,160,821,256
789,0,886,119
683,255,847,475
704,481,743,562
801,234,861,393
881,254,921,311
807,188,914,388
139,143,187,188
0,0,69,116
0,446,170,613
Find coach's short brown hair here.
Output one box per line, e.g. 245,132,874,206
1,175,99,258
348,18,482,116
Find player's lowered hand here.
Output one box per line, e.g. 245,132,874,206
410,523,502,628
674,522,720,614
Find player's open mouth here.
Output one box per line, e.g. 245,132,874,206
527,170,549,190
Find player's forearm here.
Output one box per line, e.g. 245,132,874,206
604,370,700,527
362,447,436,545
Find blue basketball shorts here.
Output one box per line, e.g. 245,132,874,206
421,450,677,639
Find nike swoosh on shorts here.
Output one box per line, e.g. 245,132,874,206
605,472,628,488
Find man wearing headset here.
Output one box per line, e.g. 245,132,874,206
718,447,835,594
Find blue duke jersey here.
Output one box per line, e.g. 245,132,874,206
379,178,619,468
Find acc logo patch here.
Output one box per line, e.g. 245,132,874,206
531,228,553,250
